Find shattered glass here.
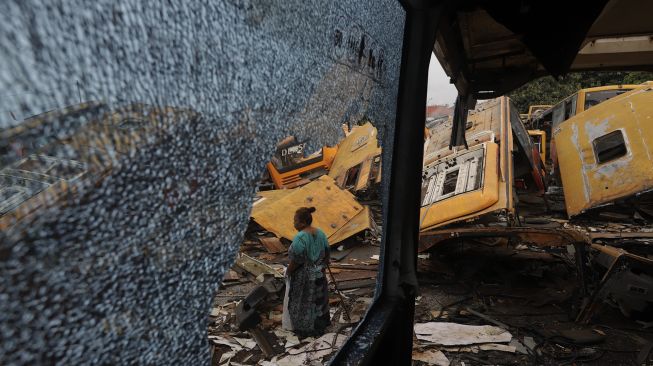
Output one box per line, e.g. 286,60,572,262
0,1,405,364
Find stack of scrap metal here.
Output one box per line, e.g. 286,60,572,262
253,122,383,246
418,85,653,327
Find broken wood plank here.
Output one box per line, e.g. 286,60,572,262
333,270,377,282
259,237,287,254
257,253,280,261
334,278,377,291
329,264,378,271
223,270,240,281
589,231,653,240
464,307,511,330
234,253,283,279
329,297,342,305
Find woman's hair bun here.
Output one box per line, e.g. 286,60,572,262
308,207,316,213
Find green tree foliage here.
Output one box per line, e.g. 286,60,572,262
509,71,653,113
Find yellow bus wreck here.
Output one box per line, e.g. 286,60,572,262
419,96,544,231
529,84,640,179
554,82,653,217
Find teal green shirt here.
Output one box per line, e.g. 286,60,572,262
290,229,329,263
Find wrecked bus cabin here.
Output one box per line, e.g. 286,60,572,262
527,84,641,181
548,83,653,322
266,137,338,190
419,96,545,234
264,123,382,194
554,82,653,217
328,122,382,195
252,122,383,247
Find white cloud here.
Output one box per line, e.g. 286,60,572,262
427,52,458,106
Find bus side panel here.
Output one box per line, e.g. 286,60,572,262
419,142,501,229
555,86,653,216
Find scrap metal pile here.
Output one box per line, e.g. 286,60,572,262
207,122,383,365
416,83,653,365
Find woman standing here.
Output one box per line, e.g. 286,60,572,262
282,207,331,337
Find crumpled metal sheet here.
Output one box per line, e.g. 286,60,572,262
251,175,369,242
329,122,382,191
0,1,405,364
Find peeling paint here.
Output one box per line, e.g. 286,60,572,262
571,123,591,203
583,117,611,141
556,82,653,216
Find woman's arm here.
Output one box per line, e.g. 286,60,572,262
287,235,305,275
287,259,300,275
324,231,330,265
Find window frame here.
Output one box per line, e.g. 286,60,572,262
592,129,628,164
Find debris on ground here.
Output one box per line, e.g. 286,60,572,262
411,348,450,366
272,332,349,365
413,242,653,365
209,126,383,364
414,322,512,346
209,230,379,365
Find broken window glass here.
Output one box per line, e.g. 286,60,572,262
0,2,406,364
584,89,631,110
552,94,578,128
344,163,362,188
564,95,577,120
552,103,566,128
594,130,628,164
441,170,459,195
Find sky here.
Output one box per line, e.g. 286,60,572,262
427,52,458,106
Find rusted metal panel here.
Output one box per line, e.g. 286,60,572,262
577,243,653,323
234,253,284,280
250,176,370,243
528,130,547,163
419,226,587,252
328,122,382,192
420,97,522,231
554,82,653,216
258,237,287,254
